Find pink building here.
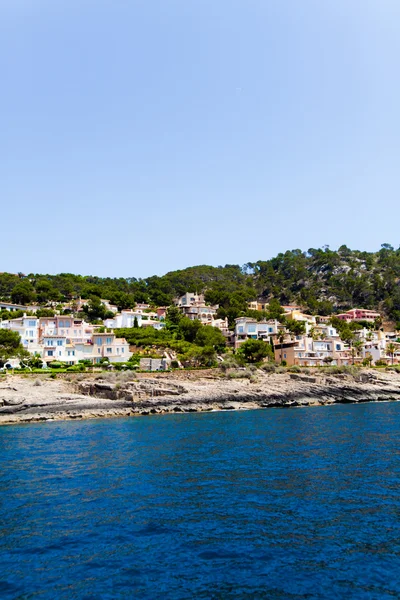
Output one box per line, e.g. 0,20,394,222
336,309,381,323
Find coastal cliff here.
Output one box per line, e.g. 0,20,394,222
1,369,400,425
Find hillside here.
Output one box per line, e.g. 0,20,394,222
1,244,400,327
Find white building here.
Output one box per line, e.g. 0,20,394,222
234,318,279,349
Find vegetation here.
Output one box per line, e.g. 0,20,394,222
0,330,29,365
0,245,398,326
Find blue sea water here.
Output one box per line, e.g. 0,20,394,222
0,403,400,599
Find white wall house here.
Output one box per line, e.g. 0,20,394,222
234,318,279,349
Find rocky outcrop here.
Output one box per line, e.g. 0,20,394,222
0,370,400,425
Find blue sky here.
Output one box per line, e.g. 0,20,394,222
1,0,399,278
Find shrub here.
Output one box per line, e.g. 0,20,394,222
288,365,301,373
276,366,286,374
226,369,252,380
33,379,42,386
262,363,276,373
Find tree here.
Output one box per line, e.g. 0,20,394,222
194,326,226,352
268,299,285,320
166,306,183,329
109,292,135,310
133,316,139,328
238,339,273,363
286,320,306,336
323,356,333,365
178,318,202,343
386,343,397,365
35,280,62,303
11,282,36,305
0,330,29,365
276,330,287,364
82,296,114,322
180,346,217,368
363,353,373,367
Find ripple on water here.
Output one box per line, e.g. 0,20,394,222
0,403,400,599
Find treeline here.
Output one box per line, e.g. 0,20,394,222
2,244,400,326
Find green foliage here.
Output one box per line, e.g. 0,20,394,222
194,325,226,352
238,339,273,363
285,320,306,336
11,281,36,305
1,245,400,324
82,296,115,322
179,345,217,368
178,318,202,343
0,330,29,364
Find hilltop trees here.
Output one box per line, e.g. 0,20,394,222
1,245,400,325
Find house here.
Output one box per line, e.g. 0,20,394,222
139,358,169,371
90,333,132,364
247,300,270,312
336,308,381,323
285,309,316,329
274,334,351,366
234,318,279,349
0,301,28,312
39,316,94,343
42,336,77,364
1,315,40,346
104,310,143,329
175,292,218,323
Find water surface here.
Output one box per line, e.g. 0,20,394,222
0,403,399,599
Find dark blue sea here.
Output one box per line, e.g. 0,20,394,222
1,403,400,599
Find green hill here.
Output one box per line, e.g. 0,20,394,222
1,244,400,327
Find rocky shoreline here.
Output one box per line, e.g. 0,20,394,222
1,369,400,425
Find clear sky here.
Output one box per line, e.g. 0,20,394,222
1,0,399,278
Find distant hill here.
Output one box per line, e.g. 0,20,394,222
1,244,400,327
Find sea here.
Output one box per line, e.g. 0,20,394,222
0,402,399,599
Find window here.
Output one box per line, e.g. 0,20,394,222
121,348,124,353
65,321,70,327
28,320,36,327
248,325,256,333
59,320,64,327
238,326,244,333
96,338,102,345
106,337,112,345
57,340,63,346
59,351,62,356
336,344,341,351
48,350,54,356
107,347,112,354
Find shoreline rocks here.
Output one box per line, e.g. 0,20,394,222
0,370,400,425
